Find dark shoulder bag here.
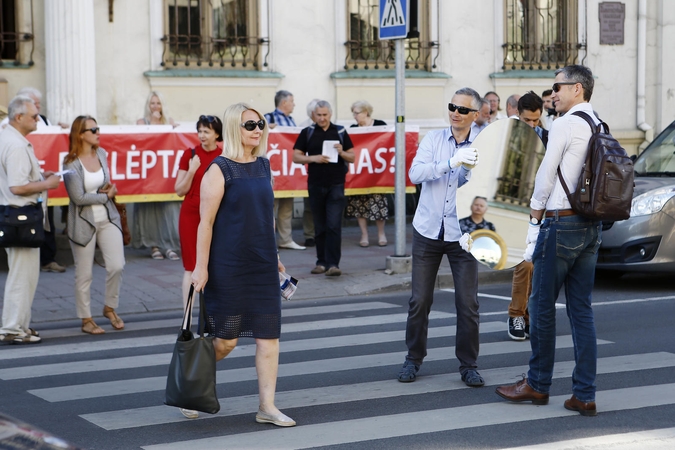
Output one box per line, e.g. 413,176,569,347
165,286,220,414
0,203,45,248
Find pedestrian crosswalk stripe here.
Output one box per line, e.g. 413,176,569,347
281,301,400,317
0,309,450,362
29,336,606,402
499,426,675,450
139,383,675,450
0,321,507,380
82,352,675,431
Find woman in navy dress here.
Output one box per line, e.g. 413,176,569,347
191,103,295,427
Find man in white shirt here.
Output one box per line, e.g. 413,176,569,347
397,87,483,388
0,96,61,344
471,98,491,135
505,94,521,118
496,65,600,417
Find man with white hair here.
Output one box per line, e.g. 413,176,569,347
0,95,61,344
2,87,67,273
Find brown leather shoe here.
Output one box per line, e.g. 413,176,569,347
310,265,326,274
495,377,549,405
564,395,597,416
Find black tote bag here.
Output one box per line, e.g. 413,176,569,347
0,203,45,248
164,286,220,414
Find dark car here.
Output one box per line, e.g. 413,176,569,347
0,412,82,449
597,120,675,272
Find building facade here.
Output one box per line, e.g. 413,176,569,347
1,0,673,253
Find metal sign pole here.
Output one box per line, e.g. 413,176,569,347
394,38,406,258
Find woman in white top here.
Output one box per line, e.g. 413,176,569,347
63,116,126,334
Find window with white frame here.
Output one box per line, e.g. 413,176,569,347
345,0,438,71
0,0,34,67
162,0,268,69
503,0,585,71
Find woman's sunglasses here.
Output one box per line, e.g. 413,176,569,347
241,120,265,131
83,127,100,134
552,82,578,93
200,115,217,123
448,103,477,115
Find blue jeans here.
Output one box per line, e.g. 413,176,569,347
308,183,346,269
405,229,479,375
527,214,601,402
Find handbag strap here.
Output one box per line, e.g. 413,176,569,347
198,290,207,338
181,286,195,331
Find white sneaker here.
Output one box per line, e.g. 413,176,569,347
180,408,199,419
278,241,306,250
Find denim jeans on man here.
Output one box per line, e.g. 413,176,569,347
308,183,346,269
405,229,480,375
527,214,601,403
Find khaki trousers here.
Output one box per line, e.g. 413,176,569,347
70,220,125,319
274,198,295,246
0,247,40,336
508,260,533,323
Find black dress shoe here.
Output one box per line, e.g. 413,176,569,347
495,377,549,405
564,395,597,416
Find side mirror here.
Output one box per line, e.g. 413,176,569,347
470,229,508,270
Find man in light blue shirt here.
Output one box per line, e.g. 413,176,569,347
398,87,484,387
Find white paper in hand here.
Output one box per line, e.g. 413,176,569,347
322,140,340,163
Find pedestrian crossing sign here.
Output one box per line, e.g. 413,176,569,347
379,0,409,40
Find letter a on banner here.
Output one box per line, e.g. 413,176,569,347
379,0,408,40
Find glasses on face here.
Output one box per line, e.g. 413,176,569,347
21,113,39,121
241,120,265,131
552,82,578,93
448,103,478,115
200,115,217,123
83,127,100,134
352,110,364,115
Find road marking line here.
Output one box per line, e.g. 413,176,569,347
140,383,675,449
83,352,674,431
0,321,506,380
30,336,608,402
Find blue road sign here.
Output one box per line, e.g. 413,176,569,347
379,0,408,40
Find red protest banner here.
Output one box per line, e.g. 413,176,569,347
28,125,418,206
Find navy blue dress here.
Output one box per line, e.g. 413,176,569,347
204,156,281,339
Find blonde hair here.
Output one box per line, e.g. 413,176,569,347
142,91,171,125
221,103,268,160
351,100,373,117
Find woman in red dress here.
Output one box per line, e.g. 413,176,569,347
175,115,223,309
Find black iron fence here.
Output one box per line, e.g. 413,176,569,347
0,0,34,67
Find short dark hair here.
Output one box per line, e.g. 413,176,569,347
541,89,553,98
555,65,594,101
274,90,293,108
196,115,223,142
518,91,544,114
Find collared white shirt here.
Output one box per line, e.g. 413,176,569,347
471,121,487,135
530,102,598,211
409,126,478,242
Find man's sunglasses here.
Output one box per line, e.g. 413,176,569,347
200,115,217,123
21,113,39,120
552,82,578,93
241,120,265,131
83,127,100,134
448,103,477,115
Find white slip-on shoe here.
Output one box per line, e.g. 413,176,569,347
255,409,296,427
278,241,306,250
180,408,199,419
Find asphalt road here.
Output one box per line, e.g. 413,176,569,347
0,273,674,449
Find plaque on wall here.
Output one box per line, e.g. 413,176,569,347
599,2,625,45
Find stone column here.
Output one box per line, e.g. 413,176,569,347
44,0,97,125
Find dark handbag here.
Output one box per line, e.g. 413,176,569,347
164,286,220,414
113,199,131,246
0,203,45,248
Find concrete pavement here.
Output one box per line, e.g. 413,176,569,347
0,223,513,326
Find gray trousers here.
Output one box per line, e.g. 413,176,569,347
405,229,480,375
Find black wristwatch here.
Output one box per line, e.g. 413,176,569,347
529,215,541,226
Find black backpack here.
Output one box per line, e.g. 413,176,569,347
557,111,634,222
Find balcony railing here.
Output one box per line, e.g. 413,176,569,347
344,38,439,71
161,34,269,69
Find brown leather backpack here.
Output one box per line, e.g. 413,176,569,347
557,111,634,221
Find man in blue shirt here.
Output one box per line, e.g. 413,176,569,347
398,87,484,387
265,91,306,251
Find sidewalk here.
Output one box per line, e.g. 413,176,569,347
0,223,513,325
